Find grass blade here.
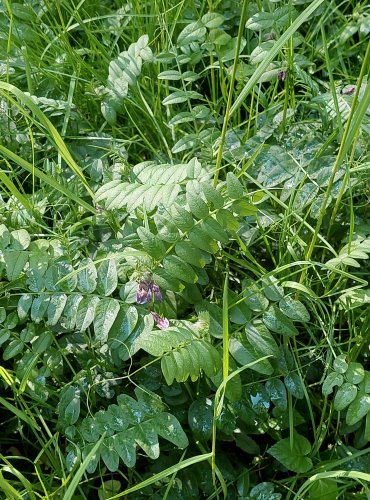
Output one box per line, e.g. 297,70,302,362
229,0,325,117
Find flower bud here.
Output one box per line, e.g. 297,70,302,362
136,283,152,304
152,283,163,302
151,311,169,329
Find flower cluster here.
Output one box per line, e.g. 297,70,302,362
136,279,162,304
136,277,169,329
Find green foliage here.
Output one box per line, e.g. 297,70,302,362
101,35,153,124
70,388,189,472
268,432,313,473
0,0,369,498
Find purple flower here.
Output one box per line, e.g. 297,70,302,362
136,283,152,304
136,279,163,305
342,85,355,96
152,283,163,302
277,70,287,82
151,312,169,330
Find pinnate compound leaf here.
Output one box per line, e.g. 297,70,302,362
161,340,221,384
267,432,313,473
97,259,117,296
94,298,120,343
135,326,189,357
137,326,220,384
96,160,205,212
96,181,179,212
279,296,310,322
134,157,203,184
102,35,152,123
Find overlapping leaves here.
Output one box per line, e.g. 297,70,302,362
64,388,188,472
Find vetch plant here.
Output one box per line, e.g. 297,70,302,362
0,0,369,498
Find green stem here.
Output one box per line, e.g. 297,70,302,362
300,40,370,284
213,0,249,186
